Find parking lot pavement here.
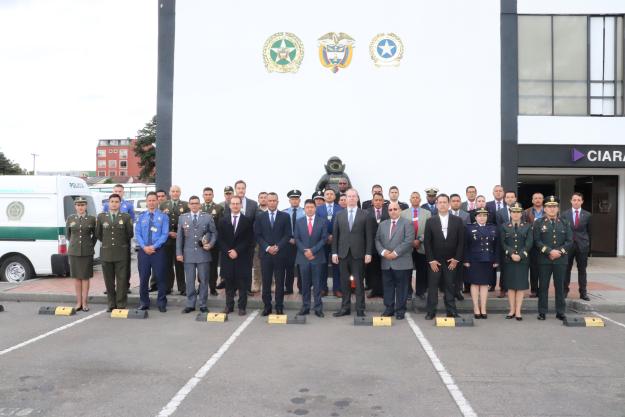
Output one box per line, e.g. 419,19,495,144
1,303,625,417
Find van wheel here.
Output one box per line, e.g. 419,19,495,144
0,255,33,283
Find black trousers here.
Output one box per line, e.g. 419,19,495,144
538,263,567,315
426,263,457,315
565,243,589,295
365,253,383,296
339,253,365,312
261,255,286,310
529,248,540,293
411,251,428,296
225,275,247,311
208,246,220,291
382,268,410,315
164,238,185,293
284,243,301,292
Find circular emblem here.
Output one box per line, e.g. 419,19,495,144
369,33,404,67
263,32,304,73
6,201,25,221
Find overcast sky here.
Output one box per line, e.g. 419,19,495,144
0,0,156,172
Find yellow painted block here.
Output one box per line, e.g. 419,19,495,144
372,316,392,327
207,313,227,322
54,306,75,316
584,317,605,327
435,317,456,327
111,309,130,319
268,314,287,324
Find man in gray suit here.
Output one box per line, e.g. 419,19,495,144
449,194,471,224
376,202,415,320
401,192,431,300
562,192,591,301
331,188,374,317
461,185,478,212
176,196,217,313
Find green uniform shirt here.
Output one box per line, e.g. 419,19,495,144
201,201,224,224
95,212,134,262
500,222,533,263
66,214,97,256
160,200,189,234
533,216,573,265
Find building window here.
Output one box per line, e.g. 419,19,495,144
108,149,113,154
97,160,106,168
110,140,119,146
121,139,130,145
119,149,128,159
97,149,106,157
108,160,117,168
119,171,126,176
119,160,127,168
98,171,105,176
109,171,116,176
519,15,624,116
113,149,118,153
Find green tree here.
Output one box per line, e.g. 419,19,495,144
133,115,156,182
0,152,27,175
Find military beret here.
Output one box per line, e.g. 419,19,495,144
223,186,234,194
544,195,559,206
287,189,302,198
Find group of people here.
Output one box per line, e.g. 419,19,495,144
65,181,591,321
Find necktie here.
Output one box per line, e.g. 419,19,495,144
469,202,474,211
390,220,396,238
147,213,154,246
497,202,501,211
376,209,380,221
308,217,313,236
574,210,579,228
270,211,275,227
292,209,297,233
413,208,419,235
328,205,333,217
111,213,116,222
232,215,238,231
193,214,198,226
514,223,518,233
348,209,354,231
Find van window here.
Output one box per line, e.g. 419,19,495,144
64,196,97,219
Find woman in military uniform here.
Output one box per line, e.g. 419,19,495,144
66,197,97,312
500,202,533,320
463,208,499,319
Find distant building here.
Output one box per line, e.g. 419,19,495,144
96,138,140,177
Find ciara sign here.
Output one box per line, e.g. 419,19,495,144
519,145,625,168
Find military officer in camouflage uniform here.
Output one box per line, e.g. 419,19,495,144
500,202,533,320
66,197,97,311
160,185,189,295
96,193,134,312
201,186,224,295
533,196,573,321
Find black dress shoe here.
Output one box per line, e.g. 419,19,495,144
210,290,218,296
455,293,464,301
480,314,488,319
425,312,436,320
200,307,209,313
138,305,150,311
149,287,158,292
106,308,113,313
158,306,167,313
247,290,255,296
333,310,350,317
314,311,324,318
488,285,495,292
182,307,195,314
516,316,523,321
395,313,405,320
238,309,246,316
356,311,365,317
556,313,566,321
537,313,546,320
580,294,590,301
447,312,460,318
276,309,284,315
474,314,481,319
179,291,186,296
216,281,225,289
381,310,394,317
127,289,132,294
298,308,310,315
505,314,516,319
284,290,294,295
262,308,272,316
222,307,234,314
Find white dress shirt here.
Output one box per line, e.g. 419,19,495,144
439,213,449,239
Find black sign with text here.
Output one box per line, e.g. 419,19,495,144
518,145,625,168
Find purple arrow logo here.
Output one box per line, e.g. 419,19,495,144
572,148,585,162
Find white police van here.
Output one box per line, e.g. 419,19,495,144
0,176,98,283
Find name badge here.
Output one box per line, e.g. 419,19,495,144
119,220,124,225
70,222,76,227
150,226,158,232
327,215,332,221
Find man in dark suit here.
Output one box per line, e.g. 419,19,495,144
361,184,388,210
365,193,389,298
255,192,291,315
562,192,591,301
449,193,470,300
294,199,329,317
386,186,409,210
521,192,544,297
486,184,505,218
331,189,374,317
421,187,439,215
317,189,343,296
232,180,259,296
217,196,255,316
424,194,465,319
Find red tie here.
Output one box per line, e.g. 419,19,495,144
574,210,579,228
390,220,396,238
413,208,419,235
307,217,313,236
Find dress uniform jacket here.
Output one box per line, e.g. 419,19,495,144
160,200,189,234
201,202,224,223
66,214,97,256
95,212,134,262
176,212,217,263
500,222,533,290
533,217,573,265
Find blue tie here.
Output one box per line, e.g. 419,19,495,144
147,213,154,246
348,209,354,231
270,211,275,227
328,205,333,217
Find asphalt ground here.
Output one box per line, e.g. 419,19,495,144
0,302,624,417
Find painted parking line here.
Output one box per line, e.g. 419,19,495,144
592,312,625,329
405,313,477,417
0,310,106,357
155,310,259,417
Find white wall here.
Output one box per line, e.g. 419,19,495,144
171,0,501,205
519,0,625,15
519,116,625,145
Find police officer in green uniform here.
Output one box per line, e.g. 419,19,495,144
66,197,97,312
500,202,533,320
201,186,224,295
160,185,189,295
96,193,134,312
533,196,573,321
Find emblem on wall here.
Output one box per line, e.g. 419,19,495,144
369,33,403,67
318,32,355,73
263,32,305,73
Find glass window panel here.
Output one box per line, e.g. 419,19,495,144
603,98,615,115
554,81,587,115
603,83,615,96
590,98,603,114
618,17,623,82
519,16,552,115
617,82,623,115
590,17,605,81
591,83,603,96
553,16,587,115
604,17,616,81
